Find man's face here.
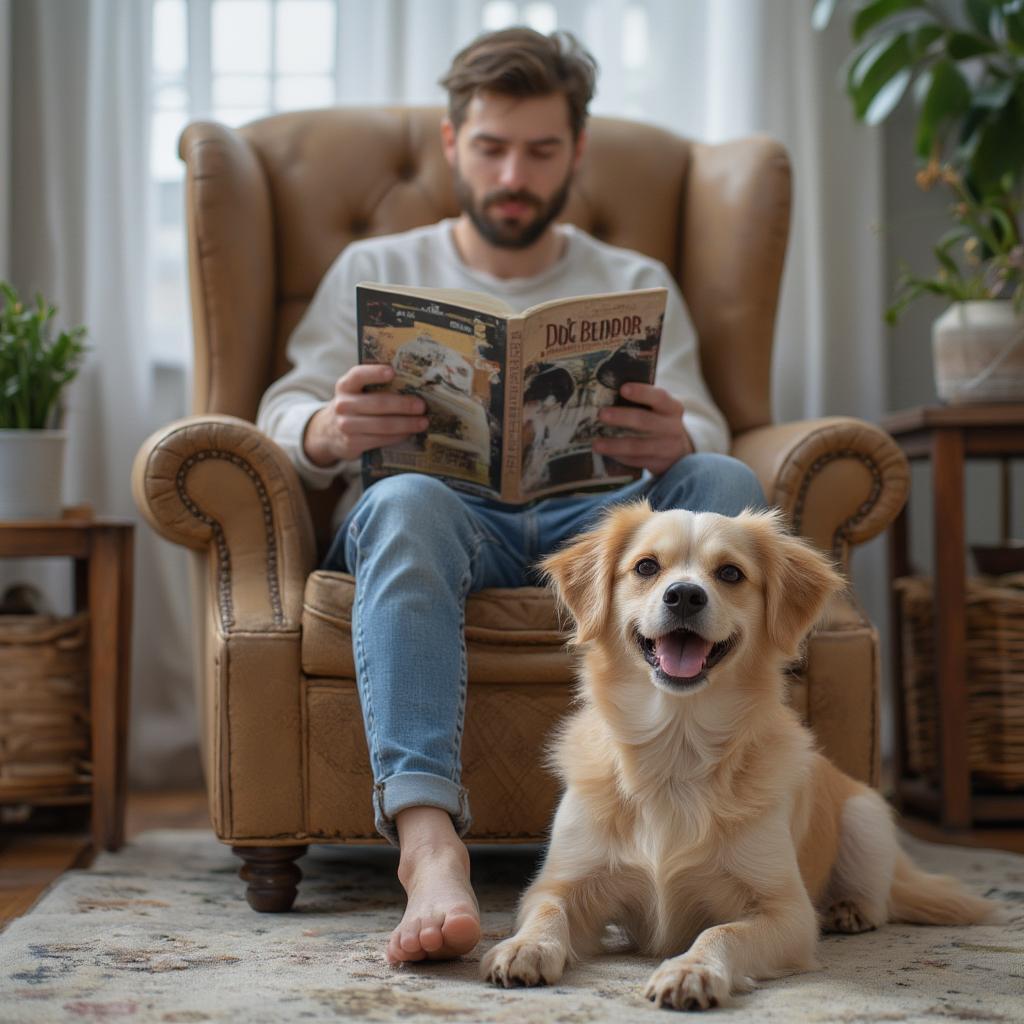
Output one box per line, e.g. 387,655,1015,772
444,91,584,250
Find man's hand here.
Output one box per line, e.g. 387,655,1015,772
593,382,694,475
303,364,429,467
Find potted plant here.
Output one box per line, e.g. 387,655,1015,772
814,0,1024,403
0,282,87,520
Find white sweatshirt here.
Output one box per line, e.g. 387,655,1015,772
257,219,729,519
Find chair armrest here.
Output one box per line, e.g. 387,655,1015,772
131,414,316,632
732,417,909,562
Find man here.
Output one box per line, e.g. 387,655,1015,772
257,27,764,966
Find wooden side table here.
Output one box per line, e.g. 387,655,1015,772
883,404,1024,835
0,512,133,851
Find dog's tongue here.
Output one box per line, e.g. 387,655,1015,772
655,631,713,679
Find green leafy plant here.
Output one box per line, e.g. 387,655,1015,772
814,0,1024,320
0,281,87,430
886,170,1024,319
813,0,1024,187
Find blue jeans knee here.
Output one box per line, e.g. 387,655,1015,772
326,472,483,575
645,452,766,516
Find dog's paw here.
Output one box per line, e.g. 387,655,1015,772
643,958,731,1011
480,936,567,988
822,899,877,935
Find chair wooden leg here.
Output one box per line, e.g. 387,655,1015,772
232,845,307,912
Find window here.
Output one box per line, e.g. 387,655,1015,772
148,0,658,364
483,2,556,33
150,0,190,365
150,0,342,364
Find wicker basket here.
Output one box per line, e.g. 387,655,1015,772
0,612,91,803
896,575,1024,791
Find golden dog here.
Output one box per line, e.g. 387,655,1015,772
481,505,999,1010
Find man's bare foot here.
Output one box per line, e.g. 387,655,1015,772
386,806,481,964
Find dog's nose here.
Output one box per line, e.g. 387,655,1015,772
663,582,707,617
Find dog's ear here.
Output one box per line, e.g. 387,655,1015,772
741,509,846,658
540,500,652,644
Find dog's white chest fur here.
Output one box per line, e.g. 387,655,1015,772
609,786,753,956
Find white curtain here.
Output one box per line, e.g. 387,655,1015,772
8,0,199,786
4,0,889,786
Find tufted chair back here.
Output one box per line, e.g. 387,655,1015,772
180,107,791,440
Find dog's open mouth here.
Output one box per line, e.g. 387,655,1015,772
635,627,738,688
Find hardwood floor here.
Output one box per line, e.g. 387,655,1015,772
0,789,209,929
123,788,211,837
900,814,1024,855
0,833,94,925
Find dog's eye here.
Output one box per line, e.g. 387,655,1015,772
635,558,660,577
717,564,744,584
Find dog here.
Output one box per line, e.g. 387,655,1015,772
480,504,1000,1010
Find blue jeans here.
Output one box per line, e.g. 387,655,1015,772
323,453,765,844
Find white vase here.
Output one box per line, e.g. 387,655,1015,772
0,429,67,520
931,300,1024,404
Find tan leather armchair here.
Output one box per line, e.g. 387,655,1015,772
132,108,909,912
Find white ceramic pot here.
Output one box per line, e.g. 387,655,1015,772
0,429,67,520
932,300,1024,404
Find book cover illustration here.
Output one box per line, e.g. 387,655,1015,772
358,291,507,497
513,290,664,502
519,332,660,497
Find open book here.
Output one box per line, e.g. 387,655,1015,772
356,282,667,504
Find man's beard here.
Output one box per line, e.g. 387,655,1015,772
454,165,574,250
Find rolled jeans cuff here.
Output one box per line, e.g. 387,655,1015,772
373,771,472,847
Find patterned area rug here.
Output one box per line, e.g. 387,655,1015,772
1,829,1022,1023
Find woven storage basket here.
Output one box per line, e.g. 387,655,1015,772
0,612,91,803
896,574,1024,791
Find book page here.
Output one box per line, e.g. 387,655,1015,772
358,281,516,318
513,289,666,503
357,286,508,499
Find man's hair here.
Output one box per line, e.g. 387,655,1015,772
439,27,598,139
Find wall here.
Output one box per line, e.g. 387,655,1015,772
884,97,1023,560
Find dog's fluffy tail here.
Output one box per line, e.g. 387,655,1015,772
888,850,1001,925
